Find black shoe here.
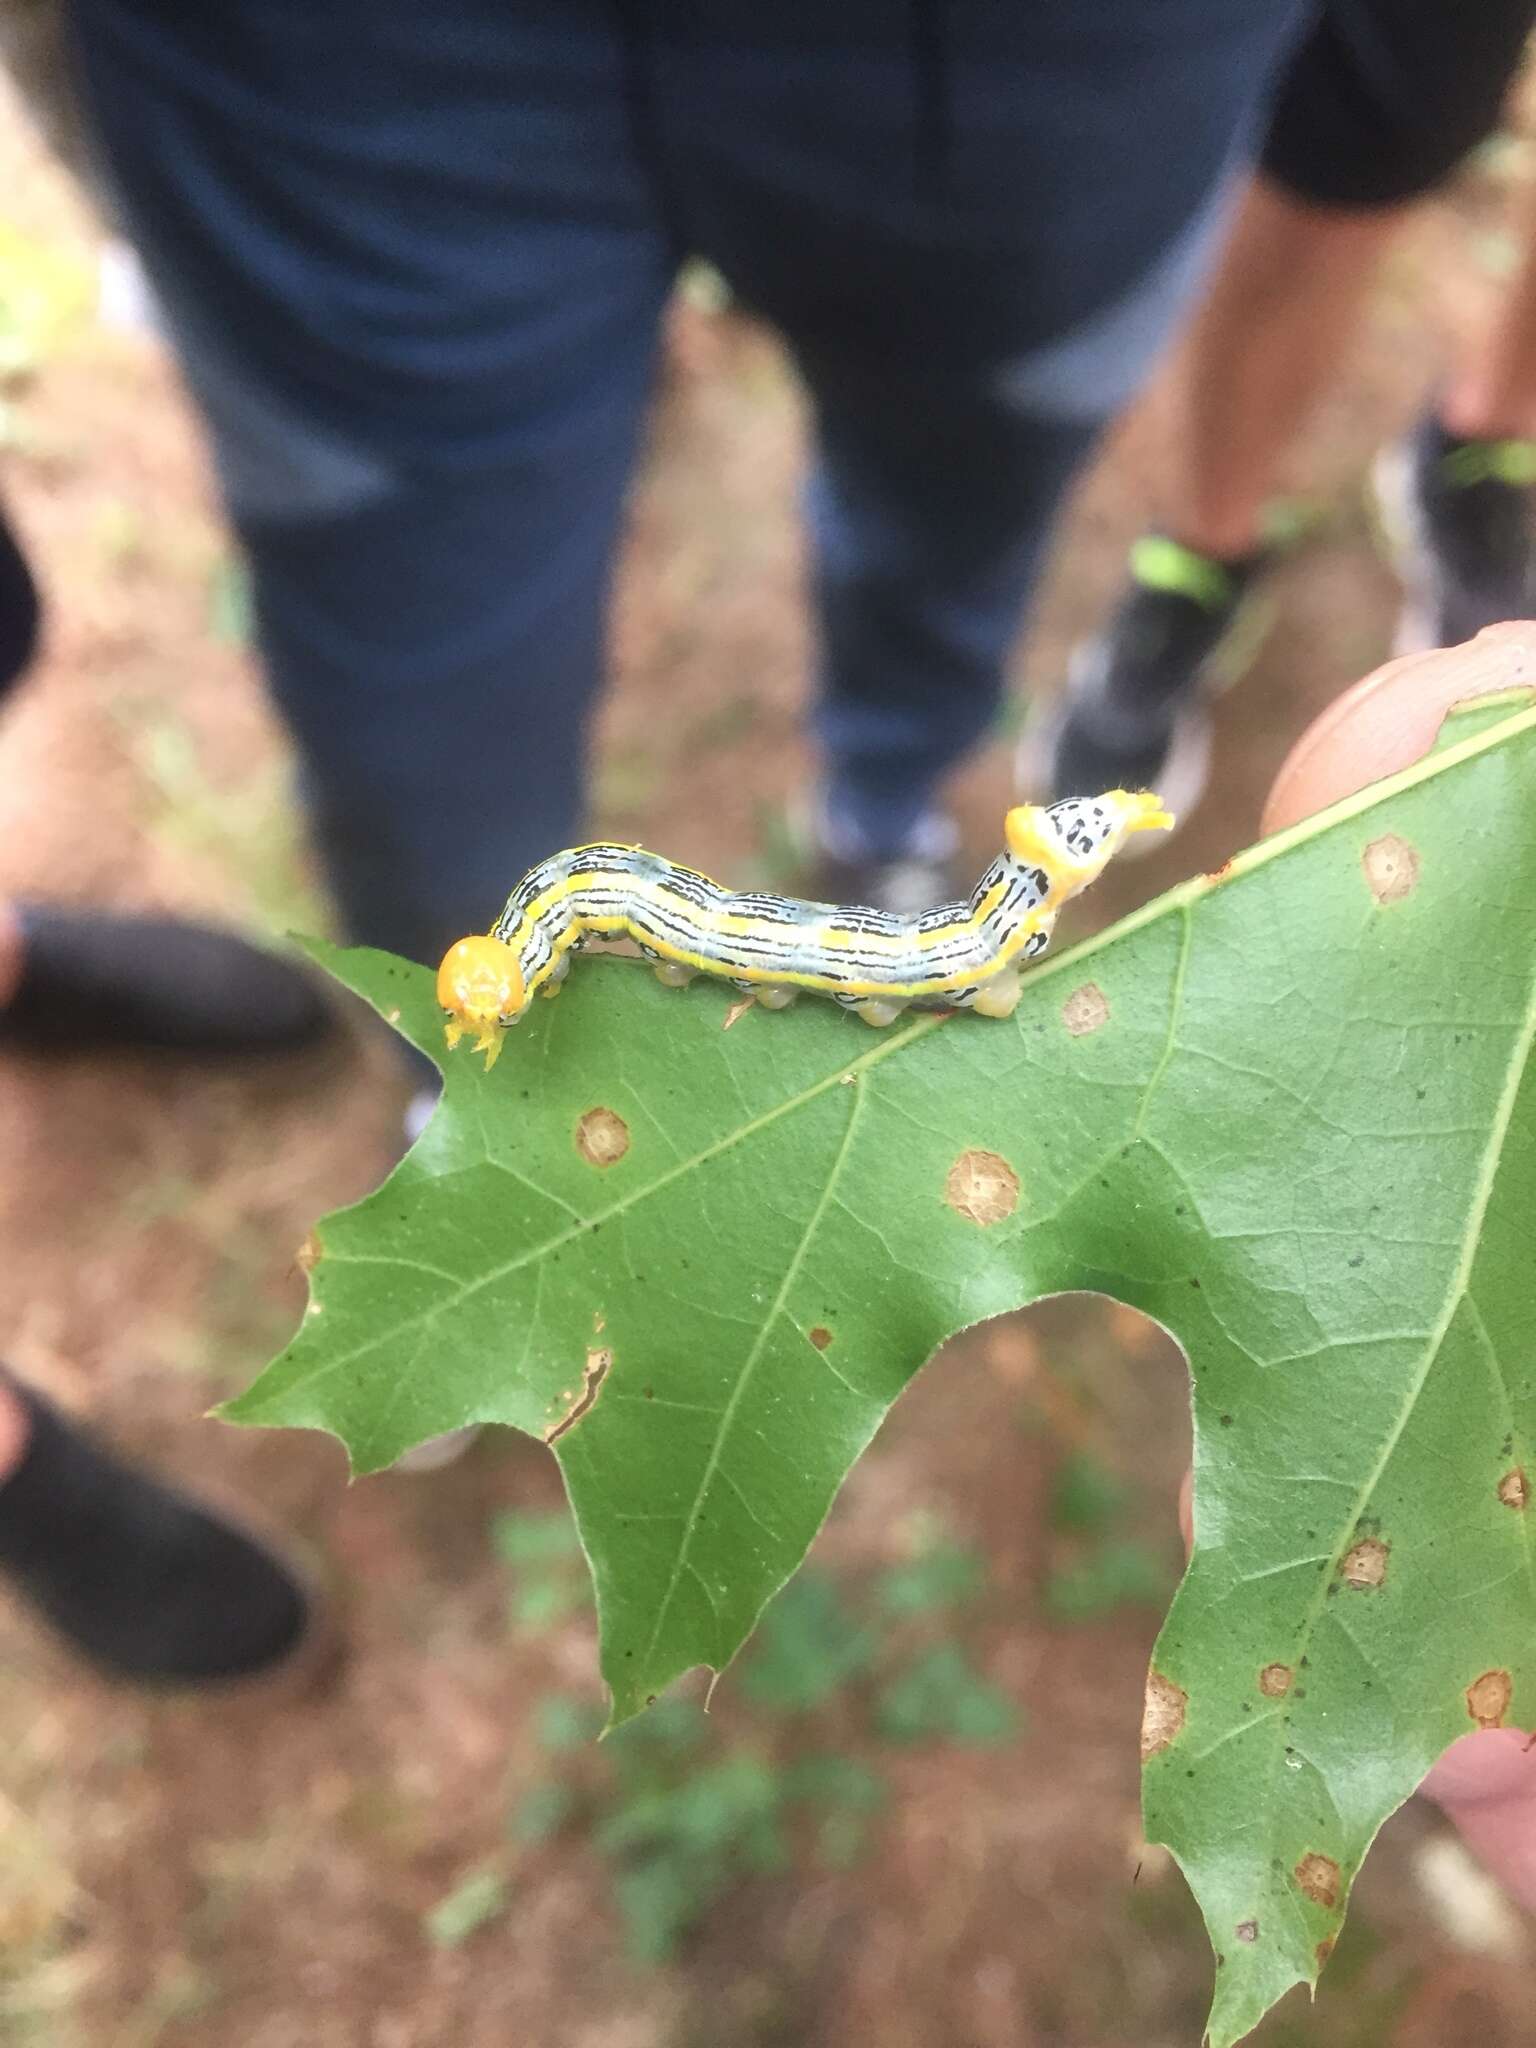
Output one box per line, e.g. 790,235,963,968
0,1371,323,1687
1020,536,1273,826
1373,412,1536,653
804,792,964,914
0,907,334,1056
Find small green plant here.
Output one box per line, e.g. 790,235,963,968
874,1645,1016,1745
496,1524,1018,1962
1043,1451,1172,1622
424,1864,510,1950
492,1509,590,1633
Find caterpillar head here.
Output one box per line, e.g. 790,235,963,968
436,935,527,1070
1005,790,1173,886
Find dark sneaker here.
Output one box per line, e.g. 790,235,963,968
1018,536,1273,829
0,1369,332,1689
805,793,962,915
1373,413,1536,654
0,907,334,1056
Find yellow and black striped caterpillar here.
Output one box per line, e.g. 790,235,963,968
436,790,1171,1068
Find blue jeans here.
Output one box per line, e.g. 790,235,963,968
70,0,1302,962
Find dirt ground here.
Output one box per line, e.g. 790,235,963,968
2,82,1535,2048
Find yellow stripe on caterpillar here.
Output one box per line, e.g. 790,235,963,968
436,790,1171,1068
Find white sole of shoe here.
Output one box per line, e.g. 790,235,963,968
1370,440,1443,658
391,1424,483,1473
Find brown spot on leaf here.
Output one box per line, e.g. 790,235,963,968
945,1149,1020,1227
809,1327,833,1351
1140,1671,1187,1762
1259,1663,1293,1699
1062,983,1110,1037
296,1229,323,1275
1316,1938,1335,1968
1362,834,1419,904
1339,1538,1389,1589
544,1347,612,1444
1467,1669,1514,1729
1499,1468,1529,1510
1204,859,1234,885
576,1107,630,1167
1294,1854,1340,1910
1235,1920,1258,1944
722,997,754,1030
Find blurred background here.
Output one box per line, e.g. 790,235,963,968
2,55,1536,2048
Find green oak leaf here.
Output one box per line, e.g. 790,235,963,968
225,693,1536,2045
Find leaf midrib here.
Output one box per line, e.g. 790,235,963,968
263,697,1536,1420
1226,919,1536,1980
248,1007,943,1406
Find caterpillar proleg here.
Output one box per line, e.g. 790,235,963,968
436,790,1171,1069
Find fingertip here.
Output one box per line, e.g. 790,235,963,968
1263,623,1536,834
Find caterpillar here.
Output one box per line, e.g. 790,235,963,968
436,789,1171,1069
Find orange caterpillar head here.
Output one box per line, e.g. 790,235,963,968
436,935,527,1070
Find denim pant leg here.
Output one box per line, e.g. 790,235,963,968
68,0,674,964
665,1,1306,852
798,205,1232,852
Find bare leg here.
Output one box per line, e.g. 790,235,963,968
753,985,799,1010
0,1376,29,1484
654,961,697,988
1159,176,1411,558
0,903,23,1010
1443,192,1536,441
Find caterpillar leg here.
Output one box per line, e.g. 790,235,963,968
970,968,1022,1020
754,984,799,1011
853,997,907,1028
538,955,571,1000
654,961,698,989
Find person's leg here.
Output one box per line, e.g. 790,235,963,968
0,497,333,1052
67,0,675,968
1038,0,1536,803
663,0,1305,884
1374,180,1536,650
1161,179,1407,564
1445,189,1536,442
